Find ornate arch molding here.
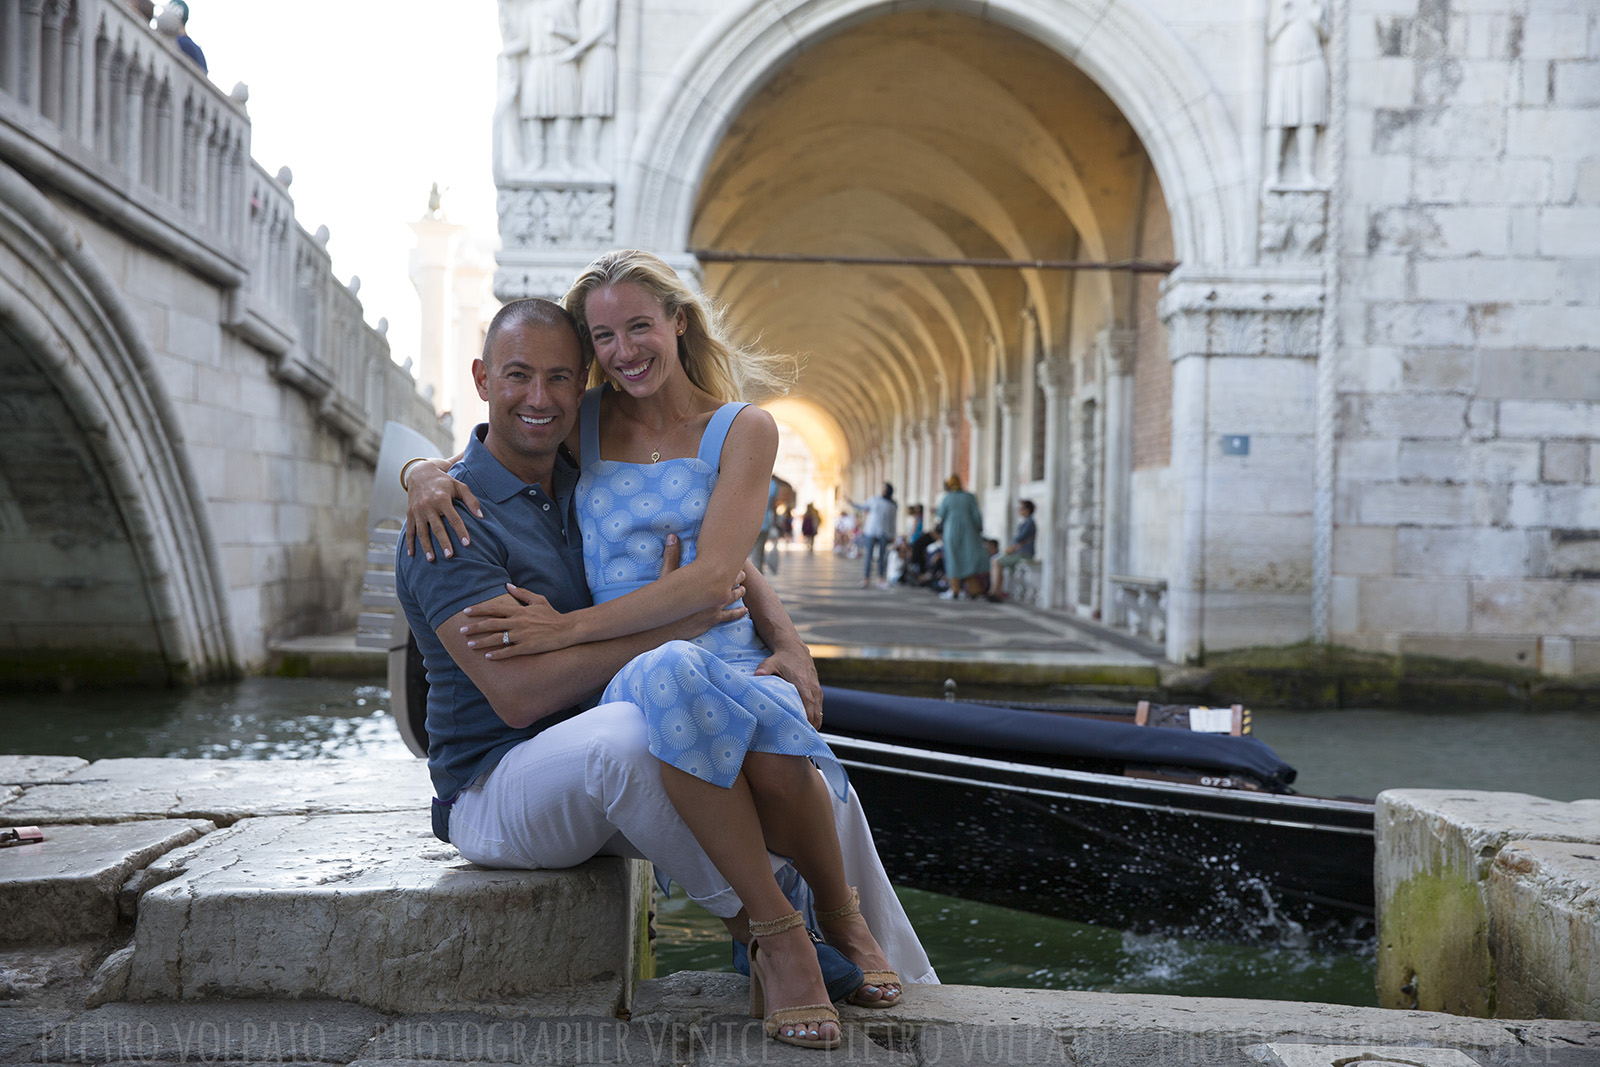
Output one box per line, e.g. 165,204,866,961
0,160,237,682
624,0,1248,269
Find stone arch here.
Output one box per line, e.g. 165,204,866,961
0,160,235,684
624,0,1247,271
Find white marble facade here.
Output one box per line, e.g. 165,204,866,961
492,0,1600,675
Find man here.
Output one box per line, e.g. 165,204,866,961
853,483,897,588
155,1,206,73
395,298,811,918
987,499,1037,601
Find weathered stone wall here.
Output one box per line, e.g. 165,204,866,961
1332,0,1600,672
1376,788,1600,1020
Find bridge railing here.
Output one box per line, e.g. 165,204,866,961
0,0,443,462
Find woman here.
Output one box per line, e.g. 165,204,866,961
936,474,986,599
408,251,909,1049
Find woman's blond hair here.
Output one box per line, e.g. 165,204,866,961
563,249,796,402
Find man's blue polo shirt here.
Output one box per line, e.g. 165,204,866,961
395,426,590,839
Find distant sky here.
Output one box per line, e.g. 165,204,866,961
194,3,502,373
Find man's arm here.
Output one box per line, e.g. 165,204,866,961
744,568,823,726
429,537,746,729
436,599,738,728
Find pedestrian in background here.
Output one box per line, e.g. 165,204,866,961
801,503,820,552
987,499,1036,601
936,475,986,600
853,483,897,588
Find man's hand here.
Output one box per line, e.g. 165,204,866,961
756,644,823,728
661,534,749,640
405,462,483,561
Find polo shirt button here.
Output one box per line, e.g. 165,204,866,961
542,502,550,511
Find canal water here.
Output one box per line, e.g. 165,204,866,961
3,678,1598,1006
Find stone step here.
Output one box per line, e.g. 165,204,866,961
91,811,648,1016
0,820,213,944
0,757,431,825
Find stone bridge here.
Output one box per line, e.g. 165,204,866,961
0,0,449,687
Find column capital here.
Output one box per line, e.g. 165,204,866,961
1036,358,1071,398
1095,328,1139,376
1158,270,1327,361
963,394,986,428
997,381,1022,418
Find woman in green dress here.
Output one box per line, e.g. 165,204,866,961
935,474,986,599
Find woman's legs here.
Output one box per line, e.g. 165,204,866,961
742,752,901,1003
659,764,838,1042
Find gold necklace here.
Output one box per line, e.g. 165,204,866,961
648,401,696,463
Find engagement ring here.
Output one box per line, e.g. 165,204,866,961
501,632,511,646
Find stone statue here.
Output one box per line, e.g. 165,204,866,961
500,0,583,176
565,0,618,175
566,0,614,175
426,183,445,218
1267,0,1329,186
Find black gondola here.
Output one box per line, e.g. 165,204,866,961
813,686,1375,941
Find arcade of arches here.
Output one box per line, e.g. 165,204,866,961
488,0,1599,674
691,11,1176,628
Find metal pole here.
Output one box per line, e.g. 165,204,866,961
691,249,1179,274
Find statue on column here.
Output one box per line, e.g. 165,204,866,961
565,0,617,176
1267,0,1329,186
500,0,583,176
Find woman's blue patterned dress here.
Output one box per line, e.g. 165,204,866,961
577,387,846,798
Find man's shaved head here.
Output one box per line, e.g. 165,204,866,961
481,299,583,371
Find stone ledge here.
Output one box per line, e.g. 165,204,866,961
0,757,431,825
1377,789,1600,1018
0,755,89,787
1489,840,1600,1022
93,812,647,1016
0,820,214,944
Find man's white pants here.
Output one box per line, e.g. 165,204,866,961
449,700,745,917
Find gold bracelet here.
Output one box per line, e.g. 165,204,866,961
399,457,428,492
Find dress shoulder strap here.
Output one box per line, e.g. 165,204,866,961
697,402,750,469
579,386,605,469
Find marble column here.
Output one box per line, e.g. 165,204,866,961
1036,357,1071,610
1158,273,1324,663
1097,328,1138,619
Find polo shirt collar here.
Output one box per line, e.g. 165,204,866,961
459,424,576,504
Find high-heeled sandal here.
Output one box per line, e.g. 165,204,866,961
815,886,901,1008
747,911,841,1050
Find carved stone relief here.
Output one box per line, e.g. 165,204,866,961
1259,189,1329,264
496,0,618,179
497,185,614,250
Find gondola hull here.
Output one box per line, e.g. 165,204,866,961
821,730,1376,940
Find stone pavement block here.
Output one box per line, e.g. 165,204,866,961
1488,840,1600,1022
0,758,430,825
0,821,213,944
1376,790,1600,1017
106,812,646,1015
633,975,1600,1066
1257,1046,1479,1067
29,999,385,1064
0,755,89,786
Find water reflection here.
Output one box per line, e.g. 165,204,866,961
655,887,1378,1005
0,678,411,761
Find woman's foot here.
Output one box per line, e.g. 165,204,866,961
747,912,841,1048
815,887,901,1007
